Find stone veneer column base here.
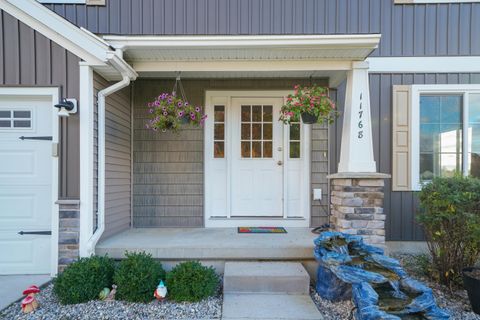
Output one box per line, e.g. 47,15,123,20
328,173,390,246
56,200,81,272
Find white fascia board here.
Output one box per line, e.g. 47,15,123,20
103,34,381,51
367,56,480,73
0,0,109,65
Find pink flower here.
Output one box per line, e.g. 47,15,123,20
163,111,168,116
195,106,201,112
178,111,184,117
149,109,154,114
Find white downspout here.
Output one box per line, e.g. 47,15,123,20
84,51,133,256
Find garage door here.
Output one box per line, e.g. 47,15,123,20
0,96,53,274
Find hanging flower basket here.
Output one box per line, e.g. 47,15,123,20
145,76,207,133
280,85,337,125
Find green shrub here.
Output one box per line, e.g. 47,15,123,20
113,251,165,303
166,261,219,302
418,175,480,287
53,255,115,305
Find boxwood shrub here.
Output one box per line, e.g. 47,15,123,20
166,261,219,302
53,255,115,305
113,251,165,303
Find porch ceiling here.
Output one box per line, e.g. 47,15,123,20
102,34,380,86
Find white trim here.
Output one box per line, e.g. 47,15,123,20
104,34,381,50
0,86,60,277
410,84,480,191
204,90,311,228
395,0,480,3
79,65,95,257
0,0,107,65
131,60,355,74
367,57,480,73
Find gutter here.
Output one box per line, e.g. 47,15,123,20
83,50,137,256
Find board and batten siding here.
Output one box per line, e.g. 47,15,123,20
0,10,81,199
45,0,480,57
330,73,480,241
93,73,132,239
133,78,328,228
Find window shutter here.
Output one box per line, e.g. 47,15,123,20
392,85,412,191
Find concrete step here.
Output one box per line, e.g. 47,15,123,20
223,262,310,294
222,293,322,320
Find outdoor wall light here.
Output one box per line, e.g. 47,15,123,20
54,98,77,117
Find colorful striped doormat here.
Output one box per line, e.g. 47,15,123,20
238,227,287,234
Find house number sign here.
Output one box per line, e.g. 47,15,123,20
357,93,364,139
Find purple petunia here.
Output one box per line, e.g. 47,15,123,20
154,100,160,106
190,114,196,120
163,111,168,116
195,106,201,112
178,111,184,117
184,102,189,106
149,109,154,114
177,101,183,107
167,98,173,104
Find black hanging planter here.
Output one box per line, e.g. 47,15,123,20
301,112,318,124
463,267,480,315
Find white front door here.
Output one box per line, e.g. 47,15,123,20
0,96,53,274
231,98,284,217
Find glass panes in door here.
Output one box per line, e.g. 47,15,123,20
240,105,273,158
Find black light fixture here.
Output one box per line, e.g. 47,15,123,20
54,98,77,117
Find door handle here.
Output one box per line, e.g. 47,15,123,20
277,161,283,166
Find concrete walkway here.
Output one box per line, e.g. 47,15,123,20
0,275,51,310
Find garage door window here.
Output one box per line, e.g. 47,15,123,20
0,109,32,129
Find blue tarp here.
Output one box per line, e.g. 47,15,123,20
314,231,450,320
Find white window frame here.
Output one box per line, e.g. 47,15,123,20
411,84,480,190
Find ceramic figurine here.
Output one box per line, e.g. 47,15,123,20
154,280,167,301
21,286,40,313
99,287,111,300
105,284,117,301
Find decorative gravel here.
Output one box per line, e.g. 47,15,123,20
309,254,480,320
0,283,222,320
309,286,355,320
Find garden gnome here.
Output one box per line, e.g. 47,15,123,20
21,285,40,313
154,280,167,301
105,284,117,301
99,287,111,301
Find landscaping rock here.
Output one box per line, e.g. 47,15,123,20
0,283,222,320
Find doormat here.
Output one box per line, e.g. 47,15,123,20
238,227,287,234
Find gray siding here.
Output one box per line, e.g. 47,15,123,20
0,10,81,199
133,78,328,227
330,73,480,241
46,0,480,57
94,73,132,239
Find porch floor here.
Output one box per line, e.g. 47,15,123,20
96,227,316,260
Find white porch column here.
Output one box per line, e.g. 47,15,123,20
79,64,95,257
338,61,376,173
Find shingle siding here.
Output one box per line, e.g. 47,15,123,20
133,78,329,227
